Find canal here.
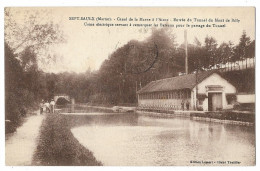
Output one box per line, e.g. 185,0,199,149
62,106,255,166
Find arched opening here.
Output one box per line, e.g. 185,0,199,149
56,97,70,105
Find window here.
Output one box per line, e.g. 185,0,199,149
173,91,176,99
181,90,184,99
187,90,191,98
184,90,189,99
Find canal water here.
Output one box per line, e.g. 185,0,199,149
67,107,255,166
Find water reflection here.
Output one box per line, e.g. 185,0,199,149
69,112,255,166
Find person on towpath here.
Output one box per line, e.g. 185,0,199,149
50,99,55,113
40,100,44,115
44,100,50,113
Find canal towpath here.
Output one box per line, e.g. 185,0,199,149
5,110,45,166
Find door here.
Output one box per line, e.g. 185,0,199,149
208,93,222,111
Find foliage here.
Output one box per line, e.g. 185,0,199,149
47,29,255,105
5,8,65,53
5,8,65,133
5,43,24,128
5,43,47,133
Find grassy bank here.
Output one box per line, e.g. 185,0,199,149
32,113,102,166
190,111,255,123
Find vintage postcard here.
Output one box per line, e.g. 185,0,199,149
4,7,255,166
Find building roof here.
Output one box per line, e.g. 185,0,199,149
137,70,219,94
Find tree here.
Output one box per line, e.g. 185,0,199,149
5,42,25,132
93,28,180,104
217,41,234,69
204,36,218,69
234,31,251,69
5,8,65,69
19,46,38,71
5,8,65,52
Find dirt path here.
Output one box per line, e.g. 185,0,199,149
5,111,45,166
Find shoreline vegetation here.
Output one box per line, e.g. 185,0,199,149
137,110,254,126
32,113,102,166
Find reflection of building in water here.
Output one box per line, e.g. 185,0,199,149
137,70,237,111
218,126,226,144
188,122,200,141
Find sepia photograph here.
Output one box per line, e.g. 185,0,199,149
4,7,256,166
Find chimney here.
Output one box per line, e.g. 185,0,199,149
184,30,188,74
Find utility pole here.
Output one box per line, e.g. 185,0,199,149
184,30,188,74
135,80,138,104
195,59,199,111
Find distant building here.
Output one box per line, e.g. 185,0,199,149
137,70,237,111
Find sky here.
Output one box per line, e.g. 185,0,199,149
7,7,255,73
